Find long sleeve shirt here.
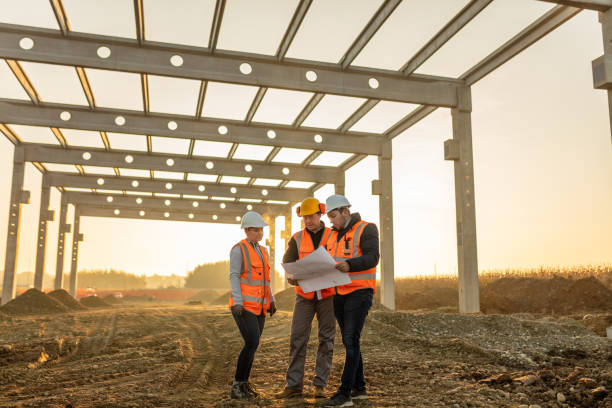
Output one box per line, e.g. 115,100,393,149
229,241,274,306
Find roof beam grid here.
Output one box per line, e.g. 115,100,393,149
19,144,339,184
78,205,243,224
208,0,226,52
0,99,382,155
49,0,70,36
536,0,611,11
0,24,462,107
276,0,313,59
45,172,312,202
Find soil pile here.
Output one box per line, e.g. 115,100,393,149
273,287,296,311
0,289,68,315
102,294,122,304
392,286,458,311
187,289,221,303
47,289,87,311
79,295,110,308
210,291,231,305
480,276,612,314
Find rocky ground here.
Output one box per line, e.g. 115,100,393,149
0,303,610,407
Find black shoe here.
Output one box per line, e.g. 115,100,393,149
322,392,353,407
230,382,249,399
350,388,368,400
245,382,259,397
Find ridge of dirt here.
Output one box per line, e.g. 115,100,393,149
0,288,68,315
210,290,231,305
187,289,222,303
79,295,110,308
47,289,87,311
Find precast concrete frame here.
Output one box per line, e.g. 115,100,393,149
1,0,609,311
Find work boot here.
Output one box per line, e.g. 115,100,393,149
350,387,368,400
230,381,249,399
245,382,259,397
314,385,326,398
322,391,353,407
275,387,302,399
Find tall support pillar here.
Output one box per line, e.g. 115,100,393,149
445,86,480,313
334,172,346,195
54,194,70,290
281,210,292,290
372,141,395,310
69,207,83,298
594,8,612,142
265,214,278,292
34,177,54,290
1,147,30,305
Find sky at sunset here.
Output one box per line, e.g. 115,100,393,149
0,0,611,285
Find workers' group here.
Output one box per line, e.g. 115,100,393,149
228,194,379,407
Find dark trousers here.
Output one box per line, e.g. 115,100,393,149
333,288,373,396
232,309,265,382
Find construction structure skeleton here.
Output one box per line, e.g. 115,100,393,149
1,0,610,312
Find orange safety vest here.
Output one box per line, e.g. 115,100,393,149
228,239,271,315
292,227,335,300
327,220,377,295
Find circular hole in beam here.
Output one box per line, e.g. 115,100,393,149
314,134,323,143
206,161,214,169
198,185,206,192
305,70,317,82
368,77,379,89
97,46,111,59
115,116,126,126
239,62,252,75
244,164,253,172
170,55,183,67
218,125,228,135
114,209,120,215
166,158,175,167
125,155,134,163
96,178,104,185
82,152,91,160
220,203,226,209
136,198,143,204
131,180,139,187
188,213,194,219
106,196,113,203
19,37,34,50
282,167,290,175
267,130,276,139
212,215,218,220
164,212,170,218
247,204,253,211
230,187,237,194
165,182,173,190
192,201,199,207
164,199,171,206
60,111,71,121
261,189,268,196
167,121,178,130
139,210,145,216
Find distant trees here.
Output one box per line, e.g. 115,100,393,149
72,269,147,289
184,261,229,289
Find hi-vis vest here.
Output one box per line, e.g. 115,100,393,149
293,228,335,300
327,220,377,295
229,239,271,315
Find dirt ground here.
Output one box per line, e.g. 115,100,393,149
0,302,610,408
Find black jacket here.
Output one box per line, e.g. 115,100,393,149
332,213,380,272
282,222,327,264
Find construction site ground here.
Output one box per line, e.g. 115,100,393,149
0,301,610,408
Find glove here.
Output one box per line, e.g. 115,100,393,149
287,278,298,286
268,301,277,317
231,304,244,316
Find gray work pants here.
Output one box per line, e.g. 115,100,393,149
286,293,336,390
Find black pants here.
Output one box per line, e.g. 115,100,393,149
333,288,373,396
232,309,266,382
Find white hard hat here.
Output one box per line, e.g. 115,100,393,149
240,211,268,229
325,194,351,212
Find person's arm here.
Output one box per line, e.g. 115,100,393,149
229,246,244,305
346,224,380,272
282,236,299,263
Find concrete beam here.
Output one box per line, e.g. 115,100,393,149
0,99,382,155
537,0,611,11
68,207,80,297
63,192,284,216
462,5,581,85
19,144,338,184
0,24,461,107
54,193,68,290
79,205,243,224
45,172,307,202
276,0,312,59
402,0,493,75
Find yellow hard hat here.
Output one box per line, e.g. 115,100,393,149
296,197,325,217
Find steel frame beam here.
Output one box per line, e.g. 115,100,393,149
536,0,611,11
18,144,339,184
78,205,243,224
0,24,462,107
45,172,308,203
0,99,382,155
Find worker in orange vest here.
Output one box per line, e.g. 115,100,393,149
276,197,336,399
229,211,277,400
321,194,379,408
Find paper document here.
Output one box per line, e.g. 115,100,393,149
282,247,351,293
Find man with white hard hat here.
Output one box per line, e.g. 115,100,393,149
276,197,335,399
321,195,379,407
228,211,276,400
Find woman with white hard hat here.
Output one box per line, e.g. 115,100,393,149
228,211,277,399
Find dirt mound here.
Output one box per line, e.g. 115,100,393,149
210,291,231,305
481,276,612,314
0,288,68,315
188,289,221,303
274,287,296,311
395,287,459,311
102,294,122,304
47,289,87,310
80,295,110,308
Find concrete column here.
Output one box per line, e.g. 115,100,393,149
34,177,54,290
1,148,30,305
282,210,292,290
69,207,83,297
373,141,395,310
265,214,277,291
446,86,480,313
54,194,70,290
598,9,612,142
334,172,346,195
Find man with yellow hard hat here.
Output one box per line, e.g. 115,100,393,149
276,197,336,399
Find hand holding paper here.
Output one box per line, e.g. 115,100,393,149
281,247,350,293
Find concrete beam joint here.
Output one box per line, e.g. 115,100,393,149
457,86,472,112
444,139,460,161
592,55,612,89
19,190,30,204
371,179,382,196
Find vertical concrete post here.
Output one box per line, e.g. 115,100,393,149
69,207,82,298
2,147,29,305
447,86,480,313
598,9,612,142
282,210,292,290
334,172,346,195
372,141,395,310
265,214,277,292
34,176,53,290
54,194,69,290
